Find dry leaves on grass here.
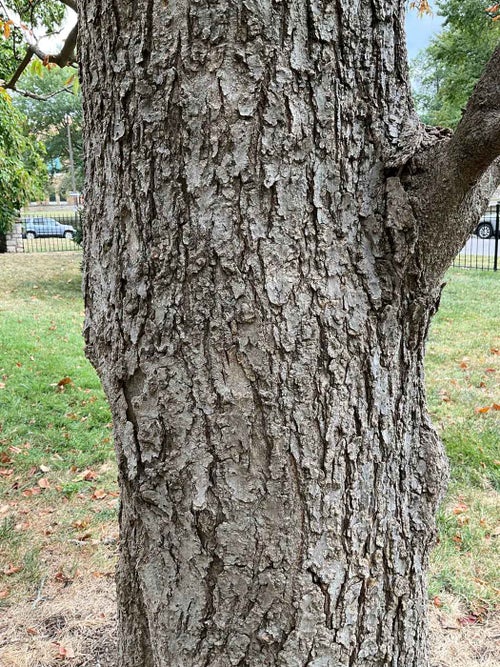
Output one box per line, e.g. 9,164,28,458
3,564,23,576
475,403,500,414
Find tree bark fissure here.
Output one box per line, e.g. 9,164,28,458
79,1,497,665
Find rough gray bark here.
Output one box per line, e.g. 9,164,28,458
79,2,499,665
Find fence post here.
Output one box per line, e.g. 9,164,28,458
494,203,500,272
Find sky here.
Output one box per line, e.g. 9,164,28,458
405,9,444,61
38,7,77,54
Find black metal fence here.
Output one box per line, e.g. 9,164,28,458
20,211,83,253
453,203,500,271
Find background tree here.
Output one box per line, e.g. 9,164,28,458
0,93,47,237
413,0,500,127
0,0,74,223
13,66,83,192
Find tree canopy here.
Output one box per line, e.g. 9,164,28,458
413,0,500,128
0,2,81,199
13,66,83,185
0,93,47,234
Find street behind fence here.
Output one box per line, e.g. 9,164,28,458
453,203,500,271
19,211,82,253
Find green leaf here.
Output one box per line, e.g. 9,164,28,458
29,59,44,78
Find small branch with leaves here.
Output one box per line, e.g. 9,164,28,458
9,83,74,100
0,0,78,98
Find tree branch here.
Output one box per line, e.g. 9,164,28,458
6,46,33,89
29,23,78,67
404,44,500,286
1,0,78,86
10,84,74,100
4,22,78,94
447,44,500,193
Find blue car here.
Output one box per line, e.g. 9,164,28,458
22,217,76,240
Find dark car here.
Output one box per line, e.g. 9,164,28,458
475,211,498,239
22,217,76,240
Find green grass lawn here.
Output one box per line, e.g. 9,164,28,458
0,254,112,474
0,254,116,608
0,255,498,619
427,270,499,490
425,269,499,614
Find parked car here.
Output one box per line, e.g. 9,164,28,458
475,211,498,239
22,217,76,240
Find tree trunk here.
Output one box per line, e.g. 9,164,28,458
78,2,497,665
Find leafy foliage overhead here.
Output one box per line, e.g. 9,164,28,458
3,0,65,30
0,0,67,81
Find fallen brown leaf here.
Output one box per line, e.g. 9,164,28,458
459,614,479,626
76,532,92,541
55,643,76,659
15,521,30,531
439,389,451,402
22,487,41,497
452,502,468,515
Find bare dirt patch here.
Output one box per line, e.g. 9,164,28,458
430,607,500,667
0,576,116,666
